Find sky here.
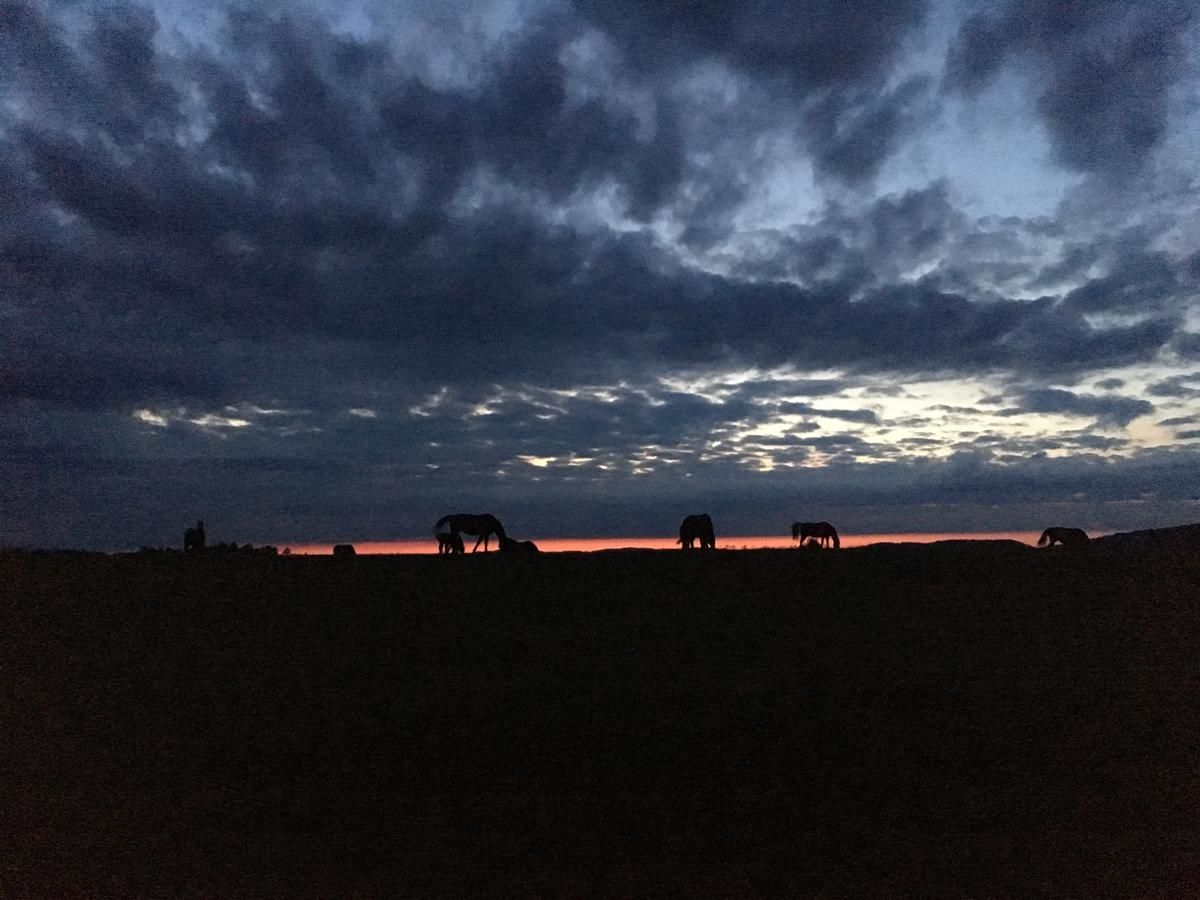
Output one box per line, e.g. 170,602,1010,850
3,0,1200,549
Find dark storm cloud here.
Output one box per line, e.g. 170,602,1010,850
5,203,1183,412
573,0,925,87
1061,251,1192,313
733,179,1192,311
954,430,1131,456
371,17,687,220
6,336,226,411
2,2,751,410
1148,374,1200,399
746,182,967,285
804,75,933,184
946,0,1196,175
410,385,766,461
929,404,983,415
726,378,852,399
997,306,1178,376
573,0,933,184
6,2,1186,415
1001,389,1154,427
1028,243,1102,291
1172,333,1200,360
776,403,880,425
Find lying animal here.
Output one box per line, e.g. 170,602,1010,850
1037,527,1089,547
499,535,539,553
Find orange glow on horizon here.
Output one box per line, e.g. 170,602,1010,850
285,531,1054,555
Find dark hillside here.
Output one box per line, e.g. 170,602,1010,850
1094,521,1200,555
3,534,1199,896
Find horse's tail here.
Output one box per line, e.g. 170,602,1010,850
829,526,840,549
1037,529,1051,546
790,522,800,541
433,515,452,534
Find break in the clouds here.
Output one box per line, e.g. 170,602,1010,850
3,0,1200,548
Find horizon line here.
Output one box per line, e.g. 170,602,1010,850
284,530,1059,555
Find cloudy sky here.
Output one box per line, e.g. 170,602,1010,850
4,0,1200,549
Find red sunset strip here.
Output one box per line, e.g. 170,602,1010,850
286,532,1052,555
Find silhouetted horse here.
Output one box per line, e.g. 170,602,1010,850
1038,527,1089,547
678,513,716,549
184,520,206,552
499,535,539,553
436,532,465,555
791,521,839,549
332,543,357,557
434,513,507,553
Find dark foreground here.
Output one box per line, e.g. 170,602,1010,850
4,528,1200,896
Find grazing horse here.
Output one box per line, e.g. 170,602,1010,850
678,513,716,550
184,520,206,552
791,521,839,549
1038,527,1089,547
499,535,540,553
436,532,465,555
332,543,357,557
434,513,507,553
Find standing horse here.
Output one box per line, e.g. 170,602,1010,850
678,513,716,550
184,520,206,552
791,521,839,549
1038,527,1089,547
436,533,465,555
434,513,507,553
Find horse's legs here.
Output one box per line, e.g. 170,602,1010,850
472,533,484,553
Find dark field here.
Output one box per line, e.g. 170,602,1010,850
4,528,1200,896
